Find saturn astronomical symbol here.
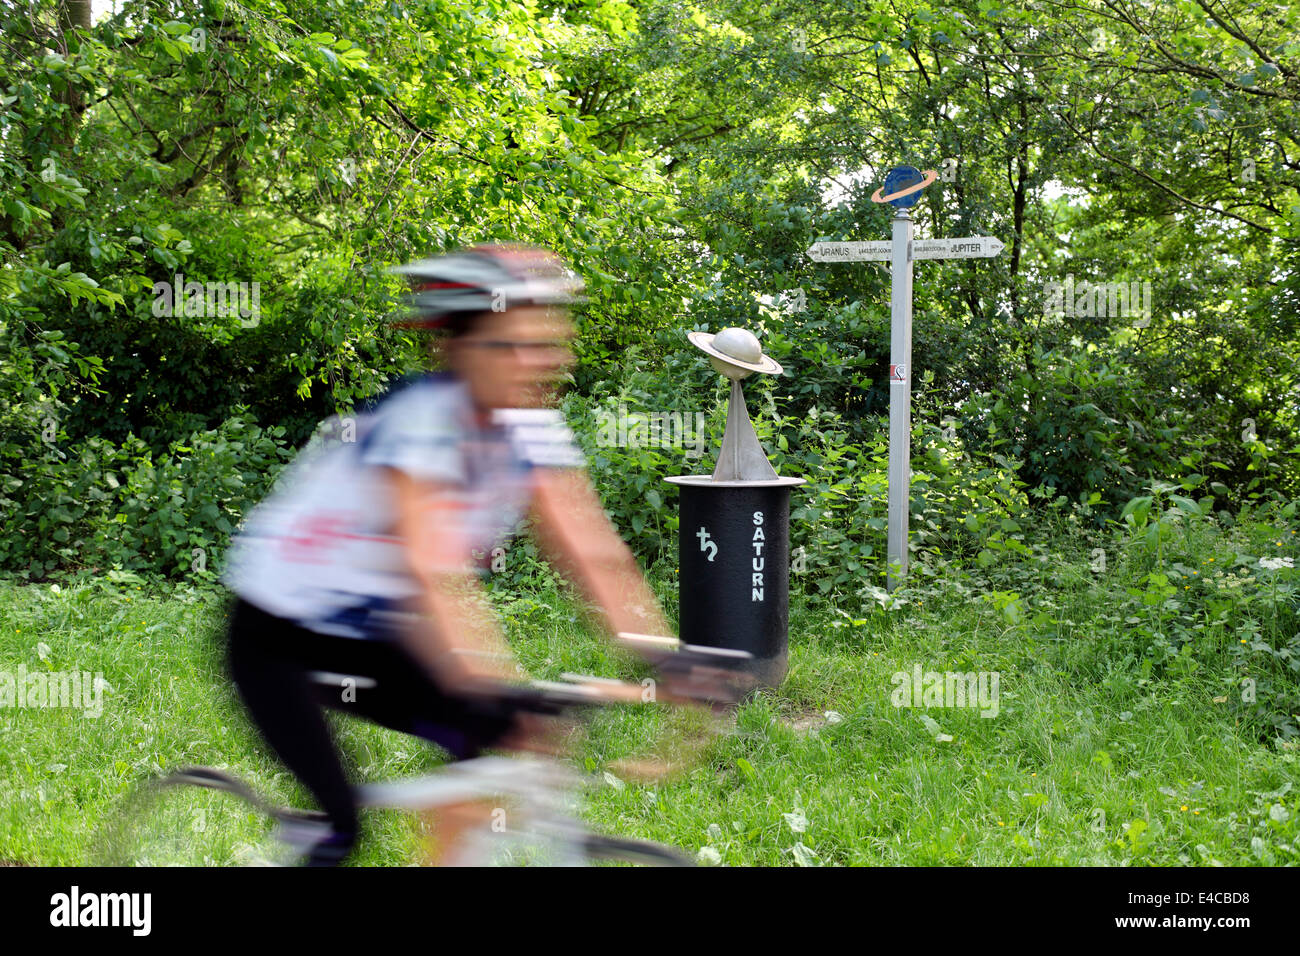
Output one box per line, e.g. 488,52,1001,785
808,165,1004,590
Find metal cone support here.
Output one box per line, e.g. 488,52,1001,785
713,380,778,482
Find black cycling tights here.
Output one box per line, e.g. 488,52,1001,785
225,598,517,864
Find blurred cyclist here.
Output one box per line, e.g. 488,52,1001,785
222,244,672,865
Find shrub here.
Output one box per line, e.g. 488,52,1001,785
0,410,292,580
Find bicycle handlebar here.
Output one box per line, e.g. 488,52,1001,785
495,637,757,715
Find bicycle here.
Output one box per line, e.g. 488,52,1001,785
95,636,752,867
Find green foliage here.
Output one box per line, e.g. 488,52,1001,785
967,349,1176,506
878,492,1300,745
1,0,1297,581
0,411,292,581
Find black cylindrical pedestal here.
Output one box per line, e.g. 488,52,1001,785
665,476,804,688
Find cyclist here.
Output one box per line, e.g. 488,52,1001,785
222,244,672,865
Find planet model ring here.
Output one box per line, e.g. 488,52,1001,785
870,168,939,204
687,329,783,376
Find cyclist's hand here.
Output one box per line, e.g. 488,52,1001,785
656,665,756,712
616,633,756,711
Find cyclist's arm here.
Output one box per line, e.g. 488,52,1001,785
528,466,671,640
386,466,517,690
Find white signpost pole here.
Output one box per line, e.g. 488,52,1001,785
886,209,914,590
807,216,1003,591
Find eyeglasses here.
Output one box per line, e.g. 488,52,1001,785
466,340,572,354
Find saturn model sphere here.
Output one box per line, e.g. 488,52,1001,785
687,327,783,380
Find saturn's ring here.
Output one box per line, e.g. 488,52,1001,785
870,168,940,204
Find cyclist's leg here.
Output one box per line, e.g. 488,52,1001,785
226,599,358,865
309,634,520,865
311,631,518,759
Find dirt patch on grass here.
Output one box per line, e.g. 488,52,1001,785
779,710,846,735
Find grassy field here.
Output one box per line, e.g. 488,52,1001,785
1,515,1298,866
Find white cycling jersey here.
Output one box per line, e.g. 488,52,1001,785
223,372,585,638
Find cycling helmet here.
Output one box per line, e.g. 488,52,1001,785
389,243,585,327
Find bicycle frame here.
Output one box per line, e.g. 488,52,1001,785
355,755,589,866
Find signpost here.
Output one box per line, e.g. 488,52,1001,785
805,237,1004,263
807,165,1004,590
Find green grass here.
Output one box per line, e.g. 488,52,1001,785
1,517,1298,866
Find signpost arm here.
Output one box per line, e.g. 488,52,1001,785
887,209,914,590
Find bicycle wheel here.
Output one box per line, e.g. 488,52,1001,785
96,767,325,867
581,833,696,867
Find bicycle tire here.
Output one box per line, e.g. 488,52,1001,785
581,833,696,867
95,767,326,867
